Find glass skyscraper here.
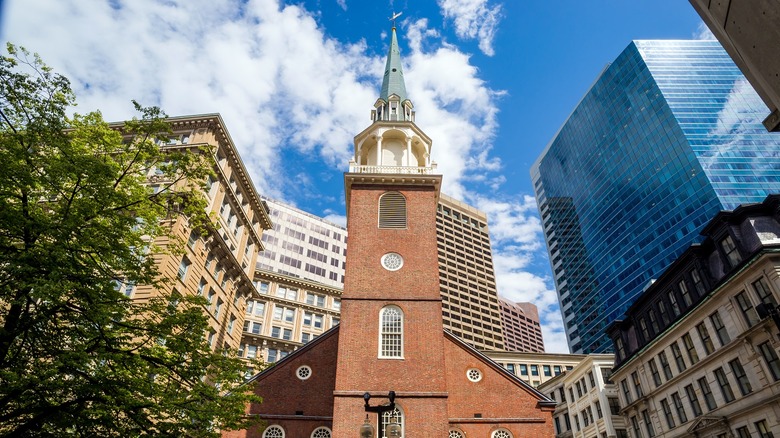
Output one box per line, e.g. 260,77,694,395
531,40,780,353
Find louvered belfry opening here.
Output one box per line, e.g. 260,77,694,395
378,191,407,228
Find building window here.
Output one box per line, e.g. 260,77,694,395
696,322,715,355
531,365,539,376
682,333,699,364
668,290,681,316
736,427,750,438
262,425,284,438
379,305,403,358
466,368,483,382
642,409,655,437
660,398,675,429
491,429,513,438
620,379,633,404
713,367,735,403
631,371,644,398
449,430,465,438
648,359,662,387
671,342,687,373
720,235,741,268
685,384,702,417
649,310,659,333
729,358,753,395
756,420,774,438
698,377,717,411
735,291,760,327
679,280,692,307
753,277,778,307
310,427,330,438
519,364,528,376
608,397,620,415
630,416,640,438
690,268,706,295
659,351,673,380
178,257,191,281
710,311,731,345
595,400,603,418
759,341,780,381
544,365,552,377
380,406,404,438
671,392,688,423
658,301,670,325
378,192,407,229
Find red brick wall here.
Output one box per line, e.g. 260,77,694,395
334,182,451,436
443,336,555,437
223,330,339,438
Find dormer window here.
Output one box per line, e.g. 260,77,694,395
720,235,741,269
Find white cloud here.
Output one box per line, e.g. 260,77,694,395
693,22,716,40
4,0,563,351
336,0,347,11
466,193,568,353
437,0,502,56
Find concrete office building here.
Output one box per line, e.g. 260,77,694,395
437,193,505,351
538,355,626,438
532,40,780,354
485,351,583,388
499,297,545,352
607,195,780,438
116,114,273,352
689,0,780,131
256,197,347,288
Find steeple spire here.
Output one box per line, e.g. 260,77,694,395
379,26,408,104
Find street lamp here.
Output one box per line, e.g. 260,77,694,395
361,391,401,437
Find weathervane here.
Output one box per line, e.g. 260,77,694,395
390,11,402,28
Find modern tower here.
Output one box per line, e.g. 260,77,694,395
532,40,780,354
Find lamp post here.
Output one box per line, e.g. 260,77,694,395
361,391,401,437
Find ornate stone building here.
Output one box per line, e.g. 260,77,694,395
607,195,780,437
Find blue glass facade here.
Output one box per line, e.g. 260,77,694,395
531,40,780,354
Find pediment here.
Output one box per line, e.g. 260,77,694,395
686,416,728,434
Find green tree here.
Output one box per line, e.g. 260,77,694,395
0,44,261,437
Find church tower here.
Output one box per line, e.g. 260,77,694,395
225,22,556,438
332,23,448,437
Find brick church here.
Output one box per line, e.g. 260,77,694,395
225,24,555,438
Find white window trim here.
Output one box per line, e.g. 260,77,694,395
378,305,404,359
262,425,285,438
310,426,332,438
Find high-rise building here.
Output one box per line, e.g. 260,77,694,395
532,40,780,354
437,193,504,350
116,114,273,352
689,0,780,131
226,24,555,438
257,197,347,288
499,297,544,352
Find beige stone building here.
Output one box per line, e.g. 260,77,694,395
484,351,584,388
239,269,341,367
607,195,780,438
115,114,272,352
437,193,505,351
539,354,627,438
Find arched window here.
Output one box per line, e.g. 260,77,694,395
379,306,403,358
262,425,285,438
378,192,407,229
380,405,404,437
310,426,331,438
491,429,513,438
449,430,465,438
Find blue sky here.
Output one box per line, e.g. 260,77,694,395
2,0,709,352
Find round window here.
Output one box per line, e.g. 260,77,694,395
466,368,482,382
296,365,312,380
381,253,404,271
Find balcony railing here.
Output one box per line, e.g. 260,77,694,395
348,164,436,175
